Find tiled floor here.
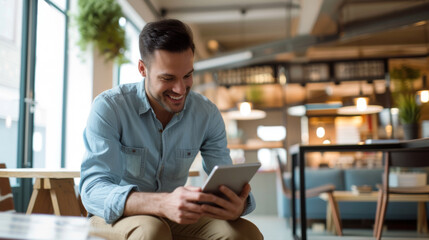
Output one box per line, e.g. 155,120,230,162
244,215,429,240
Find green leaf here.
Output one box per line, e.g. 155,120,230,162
74,0,128,64
398,93,421,124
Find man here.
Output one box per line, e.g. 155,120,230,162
80,19,263,240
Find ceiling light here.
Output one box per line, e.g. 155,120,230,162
323,139,331,144
288,105,306,116
417,75,429,103
338,83,383,115
207,39,219,52
316,127,325,138
239,102,252,116
419,90,429,103
226,101,266,120
355,97,368,111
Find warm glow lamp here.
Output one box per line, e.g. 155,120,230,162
338,84,383,115
354,97,369,111
227,101,266,120
417,75,429,103
316,126,325,138
239,101,252,115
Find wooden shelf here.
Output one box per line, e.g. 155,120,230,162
228,141,283,150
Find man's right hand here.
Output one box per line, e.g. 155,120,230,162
159,186,209,224
124,186,218,224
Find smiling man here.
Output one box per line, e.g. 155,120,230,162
79,19,263,240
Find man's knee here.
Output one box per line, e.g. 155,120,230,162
90,215,172,240
125,216,172,240
198,217,263,240
226,218,263,240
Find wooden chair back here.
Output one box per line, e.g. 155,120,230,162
389,150,429,168
383,150,429,191
0,163,15,212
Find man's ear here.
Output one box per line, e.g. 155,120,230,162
138,60,147,77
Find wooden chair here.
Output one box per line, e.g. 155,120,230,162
276,156,343,236
0,163,15,212
374,150,429,240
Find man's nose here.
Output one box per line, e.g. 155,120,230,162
172,79,186,95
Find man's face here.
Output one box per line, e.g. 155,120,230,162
139,48,194,115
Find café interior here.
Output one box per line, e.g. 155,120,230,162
1,0,429,239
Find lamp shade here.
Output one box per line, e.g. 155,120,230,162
226,101,266,120
338,95,383,115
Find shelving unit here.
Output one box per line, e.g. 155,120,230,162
228,141,283,150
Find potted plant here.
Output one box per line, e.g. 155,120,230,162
75,0,127,63
391,65,421,139
397,93,421,139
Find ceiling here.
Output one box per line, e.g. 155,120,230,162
123,0,429,107
135,0,429,72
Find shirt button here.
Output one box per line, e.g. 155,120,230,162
159,129,163,133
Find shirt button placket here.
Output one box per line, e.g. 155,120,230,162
156,128,164,191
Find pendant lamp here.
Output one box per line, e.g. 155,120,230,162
338,83,383,115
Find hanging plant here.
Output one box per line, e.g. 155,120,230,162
75,0,127,63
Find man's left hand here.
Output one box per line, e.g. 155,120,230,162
200,183,251,220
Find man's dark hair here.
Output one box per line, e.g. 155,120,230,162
139,19,195,66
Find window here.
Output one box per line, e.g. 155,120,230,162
257,125,286,141
0,0,23,171
32,0,66,168
118,19,142,85
64,0,92,170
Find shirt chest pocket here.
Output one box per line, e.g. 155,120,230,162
171,148,199,179
121,145,146,178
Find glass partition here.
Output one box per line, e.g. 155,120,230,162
0,0,23,177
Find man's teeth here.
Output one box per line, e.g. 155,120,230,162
170,95,183,100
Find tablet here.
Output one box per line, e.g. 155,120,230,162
201,162,261,196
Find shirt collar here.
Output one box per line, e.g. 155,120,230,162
137,79,151,115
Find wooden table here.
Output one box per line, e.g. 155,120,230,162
320,191,429,234
0,169,83,216
289,138,429,240
0,168,200,217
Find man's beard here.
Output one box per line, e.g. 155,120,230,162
146,77,190,114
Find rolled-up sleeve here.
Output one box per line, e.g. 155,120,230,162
200,105,256,216
79,95,137,224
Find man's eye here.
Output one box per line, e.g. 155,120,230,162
162,78,174,81
184,74,192,79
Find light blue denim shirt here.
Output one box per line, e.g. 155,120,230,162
79,80,256,223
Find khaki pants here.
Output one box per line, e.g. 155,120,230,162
89,215,263,240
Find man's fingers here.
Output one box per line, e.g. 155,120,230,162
218,184,250,202
239,183,251,200
201,203,229,216
180,201,204,213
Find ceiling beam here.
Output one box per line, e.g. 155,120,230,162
165,7,299,24
161,2,300,15
341,3,429,40
297,0,323,35
194,2,429,73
